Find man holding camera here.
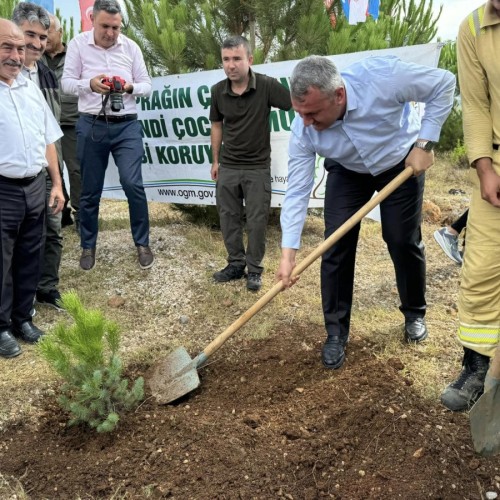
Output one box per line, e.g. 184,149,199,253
62,0,153,270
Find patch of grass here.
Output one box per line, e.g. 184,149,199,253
0,155,472,440
172,204,220,227
424,155,472,212
0,473,28,499
183,224,222,258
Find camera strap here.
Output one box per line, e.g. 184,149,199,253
90,94,111,142
99,94,111,121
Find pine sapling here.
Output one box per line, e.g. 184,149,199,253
37,291,144,432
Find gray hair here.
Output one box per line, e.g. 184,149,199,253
12,2,50,30
93,0,122,17
290,55,343,101
49,14,61,32
222,35,252,57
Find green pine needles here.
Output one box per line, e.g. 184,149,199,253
37,292,144,433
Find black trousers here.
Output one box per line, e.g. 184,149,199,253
451,208,469,234
321,159,426,340
0,173,46,329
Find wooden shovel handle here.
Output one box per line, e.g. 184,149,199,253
489,345,500,379
200,166,415,363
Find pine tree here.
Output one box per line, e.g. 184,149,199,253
121,0,442,74
1,2,75,44
37,292,144,433
0,0,18,18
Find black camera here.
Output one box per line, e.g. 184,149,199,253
101,76,126,112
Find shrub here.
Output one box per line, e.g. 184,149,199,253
451,140,469,169
173,204,220,228
436,103,463,153
37,292,144,432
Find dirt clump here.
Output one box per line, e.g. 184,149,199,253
422,199,442,223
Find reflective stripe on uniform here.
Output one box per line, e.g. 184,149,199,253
469,6,485,36
458,321,500,344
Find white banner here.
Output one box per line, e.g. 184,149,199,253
100,43,443,207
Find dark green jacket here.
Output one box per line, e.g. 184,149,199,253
36,60,64,171
42,45,79,126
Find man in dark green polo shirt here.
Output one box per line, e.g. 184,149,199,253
210,35,292,292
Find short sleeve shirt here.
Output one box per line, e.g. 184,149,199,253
210,69,292,168
0,74,62,178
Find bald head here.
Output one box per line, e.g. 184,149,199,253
0,18,23,37
49,15,61,31
0,18,25,85
45,14,63,56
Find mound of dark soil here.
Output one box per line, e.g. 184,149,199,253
1,323,499,499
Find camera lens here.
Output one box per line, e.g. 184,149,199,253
110,92,124,112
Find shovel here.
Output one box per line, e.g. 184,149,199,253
148,166,415,404
470,347,500,456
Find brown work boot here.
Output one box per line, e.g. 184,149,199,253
80,248,96,271
137,245,154,269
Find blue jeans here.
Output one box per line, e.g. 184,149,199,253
76,115,149,249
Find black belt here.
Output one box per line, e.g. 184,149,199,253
494,144,499,150
81,113,138,123
0,170,43,186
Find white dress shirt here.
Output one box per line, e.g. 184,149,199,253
0,74,62,179
61,29,151,116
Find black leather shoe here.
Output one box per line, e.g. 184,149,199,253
322,335,346,369
404,317,428,343
0,329,22,358
12,321,44,344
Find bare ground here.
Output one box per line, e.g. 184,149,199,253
1,159,499,499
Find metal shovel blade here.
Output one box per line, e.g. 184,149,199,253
148,347,200,405
470,384,500,456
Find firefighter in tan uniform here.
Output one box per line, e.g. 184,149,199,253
441,0,500,411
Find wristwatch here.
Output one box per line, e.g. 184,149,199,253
414,140,436,152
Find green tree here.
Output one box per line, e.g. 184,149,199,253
439,40,458,92
38,292,144,433
0,2,74,43
55,7,75,43
437,40,463,152
0,0,17,18
122,0,442,75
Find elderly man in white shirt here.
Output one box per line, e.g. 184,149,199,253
62,0,153,272
0,18,64,359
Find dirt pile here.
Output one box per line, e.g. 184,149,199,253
1,323,499,499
